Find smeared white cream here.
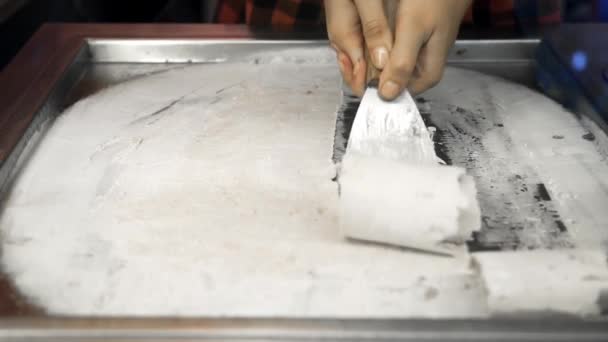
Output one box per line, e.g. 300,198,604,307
1,46,606,318
474,249,608,316
0,59,484,317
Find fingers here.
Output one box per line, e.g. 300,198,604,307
404,0,469,96
378,6,427,100
353,0,393,69
407,34,449,96
325,0,366,96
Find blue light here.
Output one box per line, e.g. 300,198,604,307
600,0,608,21
571,51,588,72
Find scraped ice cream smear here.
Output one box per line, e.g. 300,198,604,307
1,47,607,317
0,49,485,317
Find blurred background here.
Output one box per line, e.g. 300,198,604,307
1,0,608,71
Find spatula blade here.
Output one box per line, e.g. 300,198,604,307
346,86,437,164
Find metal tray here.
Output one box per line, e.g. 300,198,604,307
0,24,607,341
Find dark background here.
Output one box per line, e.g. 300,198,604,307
0,0,223,71
1,0,606,72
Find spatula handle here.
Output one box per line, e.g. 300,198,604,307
365,0,400,83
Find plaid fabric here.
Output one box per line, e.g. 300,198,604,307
215,0,608,29
216,0,324,29
462,0,563,29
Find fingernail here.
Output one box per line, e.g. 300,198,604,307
381,81,401,99
372,47,388,69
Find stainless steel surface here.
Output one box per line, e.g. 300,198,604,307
2,38,606,341
87,39,323,63
82,38,539,89
1,318,608,342
0,44,88,199
448,39,538,86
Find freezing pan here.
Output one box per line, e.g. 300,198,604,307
0,24,607,341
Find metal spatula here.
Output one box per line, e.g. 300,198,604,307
339,1,478,256
346,0,437,164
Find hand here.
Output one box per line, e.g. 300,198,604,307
325,0,471,100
